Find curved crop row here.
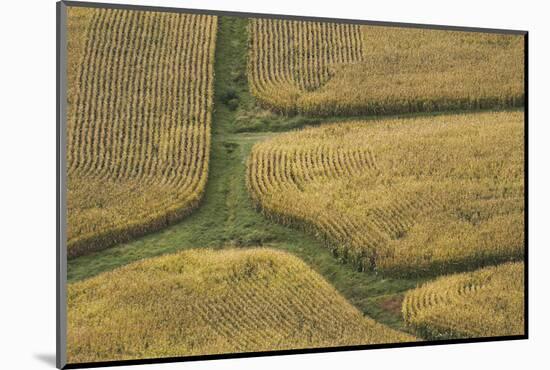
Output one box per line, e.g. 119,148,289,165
247,111,524,277
402,262,524,339
248,18,364,114
248,18,524,116
66,8,217,257
67,248,415,363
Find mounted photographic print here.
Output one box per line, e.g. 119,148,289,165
56,1,528,368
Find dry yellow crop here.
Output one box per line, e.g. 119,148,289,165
67,248,415,362
402,262,524,339
66,8,217,257
248,18,524,116
247,111,524,276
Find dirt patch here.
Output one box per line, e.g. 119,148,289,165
378,295,405,316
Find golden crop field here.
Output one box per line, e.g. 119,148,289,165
248,18,524,116
247,111,524,277
402,262,524,339
63,9,526,363
67,248,415,362
66,8,217,257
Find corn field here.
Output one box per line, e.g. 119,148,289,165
402,262,524,339
66,8,217,257
247,111,524,277
64,8,526,359
248,18,524,116
67,248,415,363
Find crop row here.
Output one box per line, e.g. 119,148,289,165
67,248,415,362
402,262,524,339
248,18,524,116
246,111,524,277
66,8,217,257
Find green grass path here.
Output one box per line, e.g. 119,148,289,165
67,16,424,333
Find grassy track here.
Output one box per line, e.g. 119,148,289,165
68,16,427,333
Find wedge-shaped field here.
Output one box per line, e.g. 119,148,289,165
248,18,524,116
402,262,524,339
66,8,217,257
247,111,524,276
67,248,414,362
